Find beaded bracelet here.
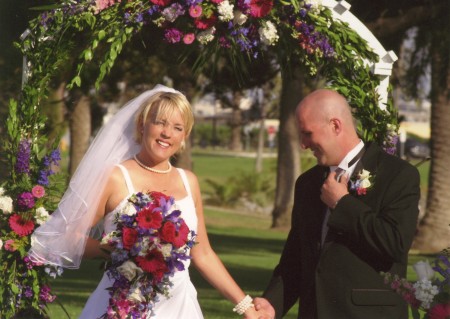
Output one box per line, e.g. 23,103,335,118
232,295,254,315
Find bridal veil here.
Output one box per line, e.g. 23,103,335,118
29,84,182,268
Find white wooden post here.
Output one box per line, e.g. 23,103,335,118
322,0,398,110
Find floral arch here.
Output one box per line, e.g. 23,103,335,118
1,0,399,316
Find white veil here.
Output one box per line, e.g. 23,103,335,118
29,84,182,269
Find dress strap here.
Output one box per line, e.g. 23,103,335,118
116,164,135,194
176,168,192,198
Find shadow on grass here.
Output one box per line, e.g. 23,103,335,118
207,231,287,256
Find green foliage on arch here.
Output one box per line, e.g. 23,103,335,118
1,0,399,316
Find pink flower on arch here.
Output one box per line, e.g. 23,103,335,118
189,5,202,18
183,33,195,44
95,0,120,13
4,239,17,252
32,185,45,198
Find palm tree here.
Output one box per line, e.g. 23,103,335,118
412,12,450,252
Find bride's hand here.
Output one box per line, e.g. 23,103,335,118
252,297,275,319
243,303,274,319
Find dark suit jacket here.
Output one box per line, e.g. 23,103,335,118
263,142,420,319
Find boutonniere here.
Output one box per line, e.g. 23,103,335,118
349,169,375,196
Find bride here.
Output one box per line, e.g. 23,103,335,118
29,85,273,319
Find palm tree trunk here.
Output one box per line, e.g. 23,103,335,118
68,91,91,176
229,91,243,151
412,24,450,253
271,67,305,228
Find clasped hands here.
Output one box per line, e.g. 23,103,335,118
321,170,350,209
242,298,275,319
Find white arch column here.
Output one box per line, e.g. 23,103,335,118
322,0,398,110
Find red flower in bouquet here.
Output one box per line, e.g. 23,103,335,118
135,248,168,282
136,206,163,229
122,227,138,250
161,220,190,248
9,213,35,237
150,191,170,206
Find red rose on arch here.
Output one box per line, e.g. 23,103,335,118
249,0,273,18
135,248,168,283
160,220,190,248
150,0,171,6
136,206,163,229
194,15,217,30
122,227,138,250
428,303,450,319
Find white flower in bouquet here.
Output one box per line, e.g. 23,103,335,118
160,243,173,258
218,0,234,21
139,237,152,256
0,238,3,250
128,284,145,303
259,21,279,46
413,279,439,309
101,231,119,245
413,260,435,281
0,187,5,196
0,195,13,214
35,207,50,225
117,260,144,282
233,10,247,25
122,202,137,216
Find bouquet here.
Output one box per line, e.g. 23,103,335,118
382,251,450,319
100,191,197,319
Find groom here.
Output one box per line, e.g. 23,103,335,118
255,89,420,319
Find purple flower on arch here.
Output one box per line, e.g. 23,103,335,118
15,140,31,175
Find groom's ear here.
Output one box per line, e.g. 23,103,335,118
329,118,342,135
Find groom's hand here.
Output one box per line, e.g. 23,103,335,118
321,171,349,209
252,297,275,319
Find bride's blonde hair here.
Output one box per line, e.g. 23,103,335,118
134,92,194,151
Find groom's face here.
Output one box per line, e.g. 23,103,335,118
297,105,337,167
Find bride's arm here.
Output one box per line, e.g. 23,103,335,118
187,171,271,319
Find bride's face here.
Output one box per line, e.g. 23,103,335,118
141,107,186,163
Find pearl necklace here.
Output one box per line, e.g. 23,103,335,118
134,155,172,174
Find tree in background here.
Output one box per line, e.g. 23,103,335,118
350,0,450,252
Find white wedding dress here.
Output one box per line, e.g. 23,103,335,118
79,166,204,319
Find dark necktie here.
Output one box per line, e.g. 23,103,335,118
321,145,365,244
